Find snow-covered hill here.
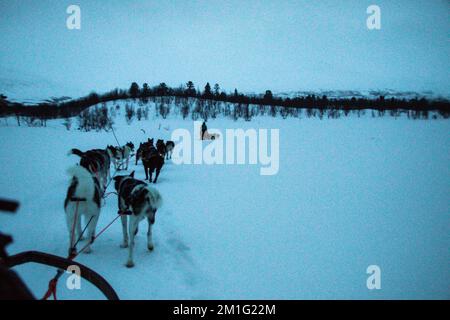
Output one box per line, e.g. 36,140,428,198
275,89,450,101
0,67,83,105
0,101,448,299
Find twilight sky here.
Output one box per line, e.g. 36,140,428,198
0,0,449,100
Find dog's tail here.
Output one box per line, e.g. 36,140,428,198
66,165,95,199
68,148,85,157
147,186,163,210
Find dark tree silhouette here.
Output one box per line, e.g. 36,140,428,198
142,83,150,99
203,82,213,99
129,82,140,98
214,83,220,97
264,90,273,102
156,83,169,96
185,81,196,97
0,94,7,109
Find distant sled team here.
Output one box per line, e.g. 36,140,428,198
64,137,173,267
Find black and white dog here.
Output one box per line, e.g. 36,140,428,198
64,165,102,256
68,147,112,191
108,142,134,170
114,172,163,268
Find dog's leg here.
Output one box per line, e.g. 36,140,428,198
126,216,139,268
65,206,77,256
120,215,129,248
144,164,149,180
147,217,154,251
149,167,153,183
84,212,99,254
153,167,160,184
118,196,129,248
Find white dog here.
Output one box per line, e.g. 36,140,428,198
64,165,102,256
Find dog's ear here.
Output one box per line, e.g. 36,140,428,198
130,171,135,178
113,176,121,181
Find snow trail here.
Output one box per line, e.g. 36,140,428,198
0,102,449,299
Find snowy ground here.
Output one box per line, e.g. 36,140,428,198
0,103,449,299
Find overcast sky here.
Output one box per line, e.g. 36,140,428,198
0,0,449,99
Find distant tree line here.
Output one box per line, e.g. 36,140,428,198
0,81,449,121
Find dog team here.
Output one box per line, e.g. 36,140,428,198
64,138,174,267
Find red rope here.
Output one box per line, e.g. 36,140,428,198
42,277,59,300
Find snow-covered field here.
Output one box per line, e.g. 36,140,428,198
0,102,448,299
